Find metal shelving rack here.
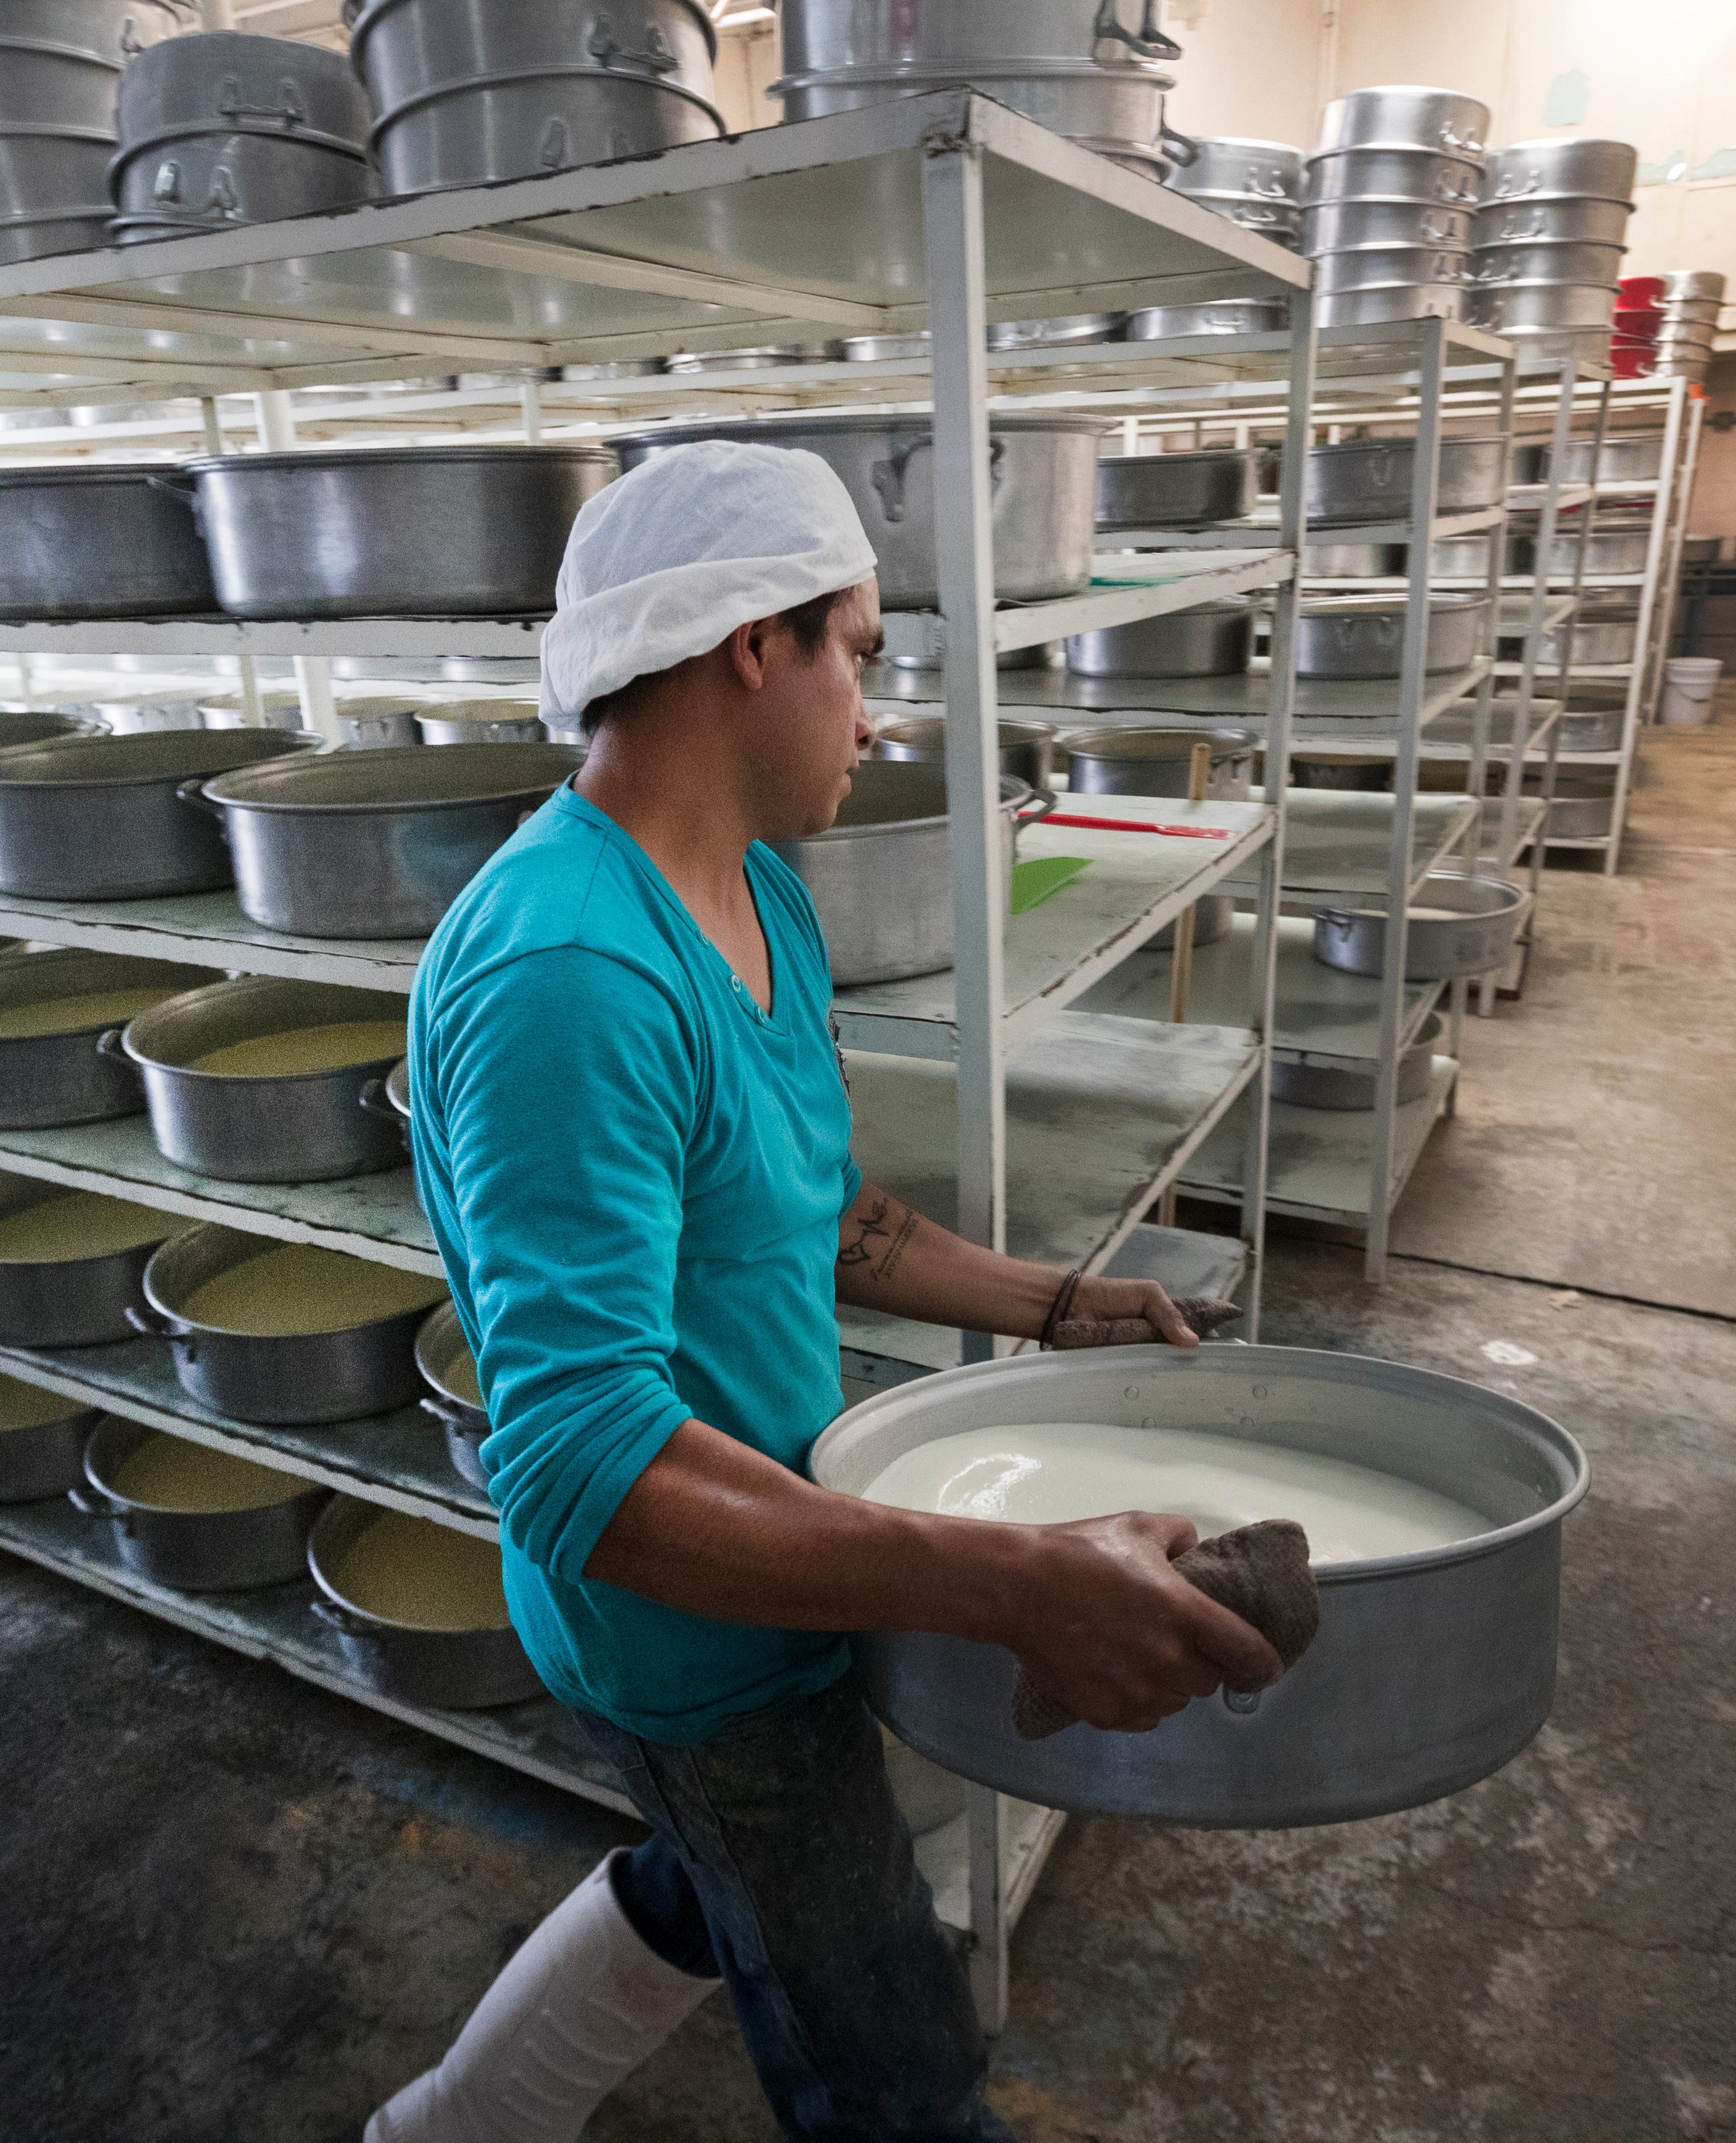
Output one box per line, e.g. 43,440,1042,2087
0,89,1317,2029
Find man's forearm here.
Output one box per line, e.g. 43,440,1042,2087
834,1178,1060,1338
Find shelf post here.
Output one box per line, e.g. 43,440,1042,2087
201,397,263,729
921,144,1007,1339
1605,377,1687,874
1475,345,1529,1017
253,389,341,745
1531,380,1609,916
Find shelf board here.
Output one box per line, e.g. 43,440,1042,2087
1076,913,1444,1070
0,1495,637,1814
1226,787,1479,901
1108,503,1506,550
1479,794,1549,868
1542,831,1613,849
1505,483,1594,511
832,800,1272,1058
996,550,1295,653
837,1011,1260,1368
0,617,549,659
0,1117,440,1275
1181,1057,1459,1224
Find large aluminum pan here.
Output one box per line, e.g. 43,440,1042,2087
1314,871,1528,979
1289,750,1392,792
335,698,424,751
1659,269,1725,303
1316,86,1490,159
617,414,1104,611
987,311,1125,350
0,465,217,620
415,1299,488,1491
774,0,1181,79
1305,434,1506,525
1653,323,1718,353
872,717,1057,791
1302,199,1474,254
1126,298,1290,338
1499,323,1622,368
1316,283,1468,328
1475,196,1633,248
1536,775,1616,840
0,1,191,132
1272,1012,1442,1109
1539,523,1653,578
344,0,722,196
0,1377,103,1504
1065,599,1254,679
1170,137,1301,200
115,976,408,1185
76,1417,324,1593
1303,147,1482,207
308,1497,543,1708
1536,610,1639,667
190,743,586,940
198,691,309,731
136,1223,442,1425
1556,697,1626,754
1297,593,1488,678
1313,243,1471,293
1166,187,1300,240
0,949,213,1131
0,728,317,901
414,700,546,747
665,342,843,372
1468,281,1617,332
1301,539,1407,576
843,334,933,362
772,59,1172,151
1431,528,1517,577
809,1344,1587,1822
0,1171,174,1346
183,446,617,620
1472,241,1627,288
1062,727,1257,801
770,766,1038,987
1095,449,1256,531
1482,138,1639,207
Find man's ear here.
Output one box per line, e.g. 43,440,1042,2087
725,615,776,693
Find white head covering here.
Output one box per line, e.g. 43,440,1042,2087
539,439,877,726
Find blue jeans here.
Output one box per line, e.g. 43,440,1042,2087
573,1674,1015,2142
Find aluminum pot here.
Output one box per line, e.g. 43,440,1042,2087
335,698,424,750
770,767,1044,987
109,32,376,232
1065,600,1253,679
1313,243,1471,293
1482,139,1639,207
0,1377,103,1504
1170,137,1301,200
86,696,208,733
134,1223,442,1425
774,0,1182,78
1163,188,1300,240
1660,269,1724,303
112,976,409,1184
1537,610,1639,667
1271,1012,1442,1110
1302,199,1474,254
1125,298,1290,338
308,1496,543,1708
1429,529,1510,577
986,312,1125,350
1095,449,1256,531
415,1298,487,1490
0,465,218,620
1316,283,1468,328
1303,147,1482,208
188,743,585,940
1313,872,1528,980
1063,727,1257,801
1545,432,1667,486
1475,196,1633,248
0,1171,175,1346
1289,750,1392,792
665,342,843,372
0,1,191,127
617,415,1104,611
1539,524,1653,578
0,206,113,267
344,0,723,198
810,1344,1587,1822
1305,434,1507,524
1316,86,1489,160
1152,893,1234,952
1468,282,1617,333
197,691,310,731
0,711,102,749
180,446,617,619
1502,323,1622,368
0,949,213,1130
1557,698,1626,754
1653,323,1718,353
844,334,934,362
414,700,546,747
1472,241,1626,288
1537,776,1616,840
773,61,1175,151
0,728,317,901
74,1416,325,1591
1301,539,1407,576
872,717,1057,791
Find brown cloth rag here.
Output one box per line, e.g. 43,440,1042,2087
1049,1296,1245,1349
1011,1518,1321,1741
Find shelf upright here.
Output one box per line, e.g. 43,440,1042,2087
1636,381,1706,731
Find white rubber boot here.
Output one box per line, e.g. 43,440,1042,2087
365,1848,721,2143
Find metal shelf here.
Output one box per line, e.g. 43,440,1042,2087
0,617,550,658
995,551,1295,653
0,1334,492,1536
1181,1057,1458,1224
1506,483,1594,511
1478,794,1549,869
1224,787,1479,902
1111,503,1505,550
832,800,1273,1059
0,1118,439,1274
1077,913,1443,1070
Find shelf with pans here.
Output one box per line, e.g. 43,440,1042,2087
1479,795,1549,870
1223,788,1479,903
1103,505,1506,552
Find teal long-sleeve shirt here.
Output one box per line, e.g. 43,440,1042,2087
409,784,861,1743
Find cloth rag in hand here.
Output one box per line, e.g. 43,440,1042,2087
1049,1295,1244,1349
1011,1518,1320,1741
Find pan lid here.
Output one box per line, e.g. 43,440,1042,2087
0,729,315,790
201,741,584,813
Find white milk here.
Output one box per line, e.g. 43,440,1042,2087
862,1422,1486,1563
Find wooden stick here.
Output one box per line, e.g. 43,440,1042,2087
1157,741,1214,1229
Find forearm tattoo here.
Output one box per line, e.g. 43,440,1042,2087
837,1191,921,1284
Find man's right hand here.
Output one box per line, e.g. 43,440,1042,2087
997,1510,1285,1733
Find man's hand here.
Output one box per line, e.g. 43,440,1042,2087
1064,1270,1200,1349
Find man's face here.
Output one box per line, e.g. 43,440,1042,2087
750,579,883,839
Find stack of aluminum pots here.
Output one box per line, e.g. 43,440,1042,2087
0,0,193,264
1168,136,1302,247
769,0,1190,181
1611,273,1663,378
1468,138,1637,365
109,33,376,244
1302,87,1489,327
1651,270,1725,384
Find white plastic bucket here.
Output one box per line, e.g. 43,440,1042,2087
1660,656,1722,726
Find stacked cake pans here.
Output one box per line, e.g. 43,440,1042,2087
769,0,1190,180
1303,87,1489,327
1469,139,1636,366
1652,270,1724,384
0,0,193,264
1168,136,1303,247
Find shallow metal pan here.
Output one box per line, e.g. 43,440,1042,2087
1472,241,1627,288
414,701,546,747
0,1378,104,1503
415,1299,487,1490
1313,244,1471,293
1316,86,1489,160
1304,434,1506,524
1536,776,1616,840
1170,137,1301,199
1301,539,1407,576
1536,611,1640,667
1303,146,1482,208
1316,283,1468,328
1126,297,1290,340
1095,449,1256,531
1063,727,1256,801
1468,281,1617,333
1065,599,1254,678
0,1171,175,1346
1482,138,1638,207
871,717,1056,791
1542,432,1666,485
1289,750,1392,792
810,1345,1587,1823
335,698,424,750
0,949,214,1130
113,976,409,1184
1297,593,1488,678
1303,199,1473,254
1271,1012,1442,1110
1314,872,1528,980
665,342,844,372
1538,525,1653,579
773,0,1182,78
0,464,218,620
1475,197,1633,248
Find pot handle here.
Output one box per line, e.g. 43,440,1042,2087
1094,0,1183,62
125,1304,191,1359
358,1077,405,1126
174,777,228,838
95,1026,135,1066
67,1484,115,1519
146,471,199,507
1160,122,1202,170
311,1597,369,1635
870,436,1004,526
1015,787,1059,827
217,72,310,130
587,11,682,77
419,1395,475,1434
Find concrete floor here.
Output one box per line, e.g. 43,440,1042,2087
4,717,1733,2143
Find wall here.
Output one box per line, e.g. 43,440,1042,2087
712,23,784,135
1162,1,1327,153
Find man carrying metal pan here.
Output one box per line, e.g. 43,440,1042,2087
371,442,1283,2143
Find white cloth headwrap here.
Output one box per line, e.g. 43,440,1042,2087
538,439,877,725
